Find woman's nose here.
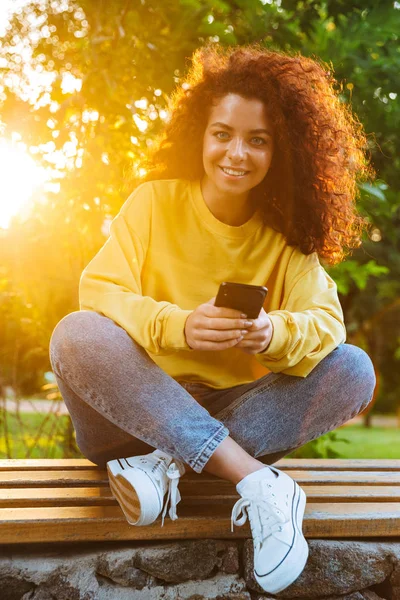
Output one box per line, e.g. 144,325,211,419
226,138,247,160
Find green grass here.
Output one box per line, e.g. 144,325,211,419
1,411,83,459
286,424,400,460
1,412,400,459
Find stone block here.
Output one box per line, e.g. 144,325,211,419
243,539,400,597
96,549,156,588
0,553,99,600
1,538,399,600
130,540,238,583
95,572,249,599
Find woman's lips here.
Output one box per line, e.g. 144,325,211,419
219,166,250,177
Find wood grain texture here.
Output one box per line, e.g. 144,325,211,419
1,458,400,471
1,485,400,508
1,469,399,488
0,502,399,543
0,458,399,544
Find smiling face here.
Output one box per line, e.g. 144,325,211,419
202,94,274,205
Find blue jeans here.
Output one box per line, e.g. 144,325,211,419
49,311,376,472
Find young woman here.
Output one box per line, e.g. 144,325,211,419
49,44,376,594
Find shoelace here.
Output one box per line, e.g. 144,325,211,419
160,462,182,527
231,487,289,551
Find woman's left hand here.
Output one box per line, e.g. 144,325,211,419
235,308,274,355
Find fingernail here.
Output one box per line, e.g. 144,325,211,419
241,313,247,318
245,321,253,327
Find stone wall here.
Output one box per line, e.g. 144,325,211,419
1,539,399,600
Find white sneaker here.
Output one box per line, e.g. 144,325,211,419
231,466,309,594
107,449,186,527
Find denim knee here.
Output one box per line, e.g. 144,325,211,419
334,343,376,412
49,310,102,376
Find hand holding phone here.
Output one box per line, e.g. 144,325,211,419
184,282,273,354
213,282,273,354
184,297,254,352
214,282,268,319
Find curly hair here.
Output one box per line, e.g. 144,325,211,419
136,43,374,265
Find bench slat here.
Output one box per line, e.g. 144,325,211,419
1,458,400,471
1,485,400,508
0,502,399,543
2,469,400,488
0,470,109,487
1,459,399,544
0,459,100,470
180,471,400,488
0,487,115,507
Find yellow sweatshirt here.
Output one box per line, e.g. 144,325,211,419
79,178,346,388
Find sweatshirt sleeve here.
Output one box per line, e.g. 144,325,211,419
256,256,346,377
79,185,193,356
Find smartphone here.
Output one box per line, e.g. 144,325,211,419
214,282,268,319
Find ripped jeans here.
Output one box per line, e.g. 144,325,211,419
49,311,376,472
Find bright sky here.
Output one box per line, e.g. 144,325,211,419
0,0,27,35
0,1,115,234
0,0,56,229
0,0,151,229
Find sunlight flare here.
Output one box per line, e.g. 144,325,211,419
0,140,47,228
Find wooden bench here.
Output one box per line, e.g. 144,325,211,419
0,458,399,544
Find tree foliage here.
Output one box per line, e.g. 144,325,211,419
0,0,399,415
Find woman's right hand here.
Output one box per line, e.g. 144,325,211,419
184,297,254,351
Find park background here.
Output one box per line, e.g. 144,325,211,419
0,0,399,460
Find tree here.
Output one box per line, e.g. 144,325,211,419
0,0,399,419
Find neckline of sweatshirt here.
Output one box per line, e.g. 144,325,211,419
189,179,264,239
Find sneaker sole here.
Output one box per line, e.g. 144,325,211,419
107,460,162,526
254,482,309,593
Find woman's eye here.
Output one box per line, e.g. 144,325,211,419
215,131,229,140
252,137,266,145
214,132,266,145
